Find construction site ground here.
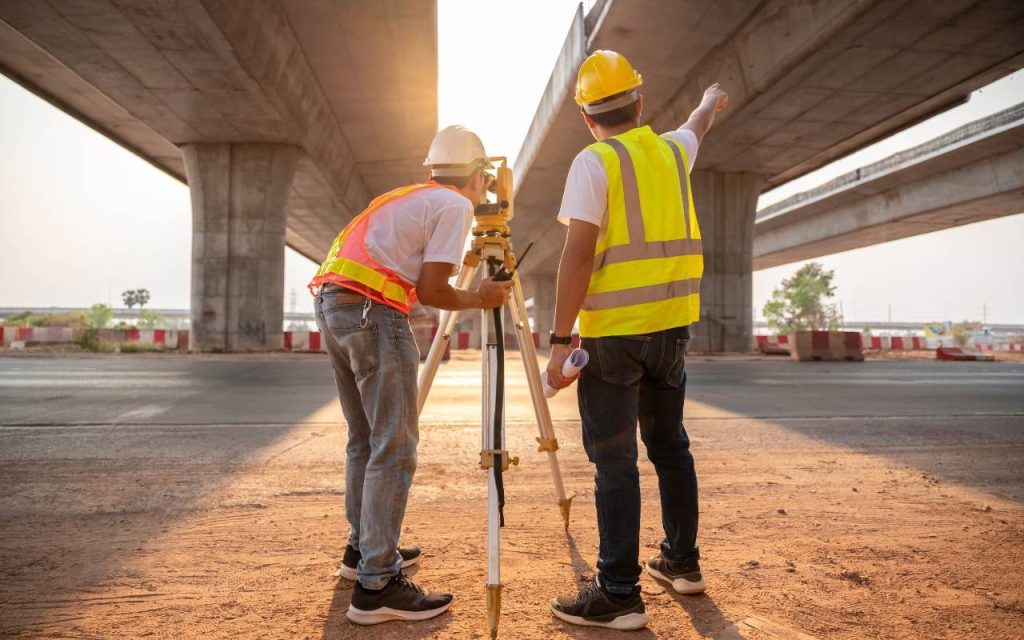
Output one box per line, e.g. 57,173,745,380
0,351,1022,639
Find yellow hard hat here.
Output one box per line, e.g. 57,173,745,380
575,50,643,113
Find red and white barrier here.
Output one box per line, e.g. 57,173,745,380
283,330,324,352
937,347,995,362
757,334,943,355
0,326,184,349
756,334,790,355
789,331,864,362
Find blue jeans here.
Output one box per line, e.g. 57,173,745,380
314,285,420,590
578,325,699,595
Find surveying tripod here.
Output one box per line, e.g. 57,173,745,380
416,158,572,639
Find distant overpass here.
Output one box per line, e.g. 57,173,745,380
511,0,1024,352
0,1,437,350
754,104,1024,268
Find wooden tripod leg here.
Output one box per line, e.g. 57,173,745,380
508,273,573,529
416,261,478,415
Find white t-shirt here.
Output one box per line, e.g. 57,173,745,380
363,187,474,284
557,127,699,227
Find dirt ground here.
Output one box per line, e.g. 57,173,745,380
1,351,1022,639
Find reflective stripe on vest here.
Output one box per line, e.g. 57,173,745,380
308,182,461,313
579,126,703,338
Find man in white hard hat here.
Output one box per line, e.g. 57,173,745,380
310,125,512,625
543,50,728,630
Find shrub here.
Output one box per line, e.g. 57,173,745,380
76,329,102,352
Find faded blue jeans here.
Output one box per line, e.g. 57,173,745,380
578,325,699,595
314,284,420,590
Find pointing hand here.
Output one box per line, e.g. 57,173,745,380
703,83,728,112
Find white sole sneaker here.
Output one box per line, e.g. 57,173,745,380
333,555,421,580
646,564,706,594
346,601,451,625
549,600,649,630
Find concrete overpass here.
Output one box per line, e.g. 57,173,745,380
754,103,1024,268
511,0,1024,351
0,0,437,350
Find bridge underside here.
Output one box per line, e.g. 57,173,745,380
755,106,1024,269
510,0,1024,351
0,0,438,350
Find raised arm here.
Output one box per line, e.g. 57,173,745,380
681,83,729,145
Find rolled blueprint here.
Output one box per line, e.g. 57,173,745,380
541,348,590,398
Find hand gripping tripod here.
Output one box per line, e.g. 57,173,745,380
416,158,572,639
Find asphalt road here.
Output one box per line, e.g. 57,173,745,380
1,353,1022,639
0,354,1020,426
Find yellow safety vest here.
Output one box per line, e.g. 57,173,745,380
579,125,703,338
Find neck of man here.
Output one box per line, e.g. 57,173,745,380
595,120,639,141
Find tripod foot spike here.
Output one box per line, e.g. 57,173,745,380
486,584,502,639
559,494,575,530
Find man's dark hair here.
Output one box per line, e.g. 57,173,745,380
585,92,640,128
430,173,471,188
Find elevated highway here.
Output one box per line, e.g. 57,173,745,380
754,104,1024,268
0,0,437,350
511,0,1024,351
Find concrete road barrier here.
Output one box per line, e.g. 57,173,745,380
283,330,324,352
791,331,864,362
937,347,996,361
756,334,791,355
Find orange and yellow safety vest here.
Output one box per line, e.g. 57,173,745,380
308,182,460,313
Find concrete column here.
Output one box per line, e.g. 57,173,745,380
689,171,765,353
460,313,482,349
526,274,557,348
182,143,300,352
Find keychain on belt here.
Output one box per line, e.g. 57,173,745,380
359,297,372,329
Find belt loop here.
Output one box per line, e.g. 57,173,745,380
359,297,372,329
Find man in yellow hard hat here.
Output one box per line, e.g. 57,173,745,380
544,50,727,630
310,125,512,625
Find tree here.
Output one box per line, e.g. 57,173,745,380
763,262,842,334
121,288,151,309
85,303,113,329
137,309,162,329
951,321,980,347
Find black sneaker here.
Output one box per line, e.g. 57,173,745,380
646,553,706,594
333,544,422,580
347,572,452,625
550,580,649,630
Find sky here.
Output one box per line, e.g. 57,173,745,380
0,0,1022,325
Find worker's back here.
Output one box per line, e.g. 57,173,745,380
578,124,703,338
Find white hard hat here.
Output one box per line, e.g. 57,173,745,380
423,125,492,176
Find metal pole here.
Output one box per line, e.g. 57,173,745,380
481,258,504,640
484,339,502,638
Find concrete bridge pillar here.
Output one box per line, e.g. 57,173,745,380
690,171,765,353
525,274,556,349
459,313,482,349
182,143,301,352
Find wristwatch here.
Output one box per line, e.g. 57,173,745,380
549,332,572,346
